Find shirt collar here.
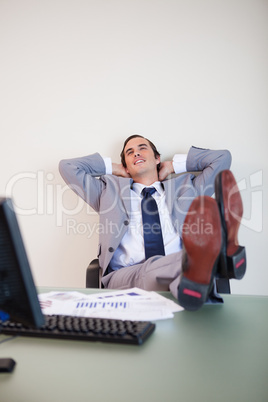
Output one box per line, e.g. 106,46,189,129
131,181,164,197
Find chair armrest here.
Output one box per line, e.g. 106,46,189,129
86,259,101,288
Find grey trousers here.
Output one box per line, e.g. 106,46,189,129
101,251,183,299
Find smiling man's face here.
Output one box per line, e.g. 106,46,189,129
123,137,160,184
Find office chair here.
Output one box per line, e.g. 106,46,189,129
86,259,102,288
85,259,231,294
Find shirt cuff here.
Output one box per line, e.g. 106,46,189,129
172,154,187,174
103,157,112,174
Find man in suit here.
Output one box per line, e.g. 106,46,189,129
59,135,246,311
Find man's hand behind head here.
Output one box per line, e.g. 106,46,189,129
158,161,174,182
112,163,131,178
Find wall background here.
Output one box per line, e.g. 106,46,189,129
0,0,267,295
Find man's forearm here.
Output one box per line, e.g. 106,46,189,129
186,146,232,173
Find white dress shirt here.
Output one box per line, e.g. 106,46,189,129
104,154,187,270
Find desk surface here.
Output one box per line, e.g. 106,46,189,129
1,289,268,402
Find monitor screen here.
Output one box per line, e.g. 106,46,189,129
0,198,44,328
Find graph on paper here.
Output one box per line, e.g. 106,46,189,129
75,300,128,310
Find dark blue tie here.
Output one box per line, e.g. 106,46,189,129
141,187,165,259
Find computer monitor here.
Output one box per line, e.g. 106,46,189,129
0,197,44,328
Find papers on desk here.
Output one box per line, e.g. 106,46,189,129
38,288,183,321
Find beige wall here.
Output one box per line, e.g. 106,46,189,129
0,0,267,295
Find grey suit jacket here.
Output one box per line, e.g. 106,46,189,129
59,146,231,277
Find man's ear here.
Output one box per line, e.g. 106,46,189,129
156,156,161,166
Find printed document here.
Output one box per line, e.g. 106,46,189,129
38,288,183,321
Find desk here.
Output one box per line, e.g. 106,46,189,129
1,289,268,402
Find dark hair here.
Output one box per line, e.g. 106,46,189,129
120,135,161,171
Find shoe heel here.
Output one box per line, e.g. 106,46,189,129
226,246,246,280
178,276,210,311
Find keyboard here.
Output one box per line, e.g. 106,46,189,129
0,315,155,346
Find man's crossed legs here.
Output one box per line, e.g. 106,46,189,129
102,170,246,311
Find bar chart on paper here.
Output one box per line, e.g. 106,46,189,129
76,301,128,309
38,288,183,321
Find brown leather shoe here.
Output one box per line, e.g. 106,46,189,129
215,170,246,280
178,196,222,311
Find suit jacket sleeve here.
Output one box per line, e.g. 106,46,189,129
59,153,106,212
164,146,232,236
185,146,232,196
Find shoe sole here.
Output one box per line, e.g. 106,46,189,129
215,170,246,280
178,196,222,311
